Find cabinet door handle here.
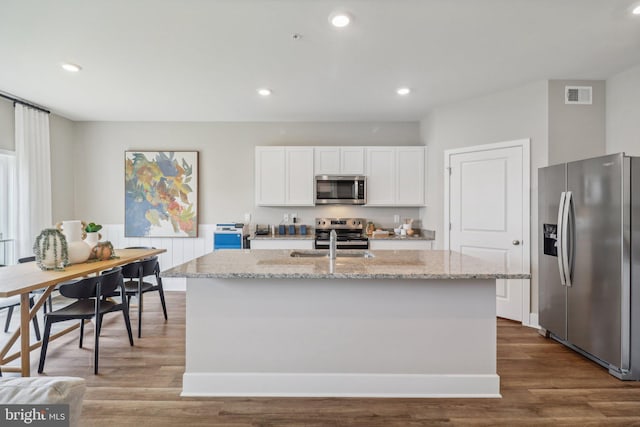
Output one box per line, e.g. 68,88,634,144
512,240,521,245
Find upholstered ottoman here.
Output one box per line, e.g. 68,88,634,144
0,376,86,427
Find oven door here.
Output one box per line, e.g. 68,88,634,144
315,176,366,205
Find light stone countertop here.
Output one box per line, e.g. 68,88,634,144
250,229,435,241
369,234,434,241
162,249,530,280
250,234,315,240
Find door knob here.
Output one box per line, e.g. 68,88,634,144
512,240,521,245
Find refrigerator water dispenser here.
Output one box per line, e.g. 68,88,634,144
543,223,558,257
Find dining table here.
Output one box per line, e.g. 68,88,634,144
0,247,166,376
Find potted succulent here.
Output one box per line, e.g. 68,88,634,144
84,222,103,248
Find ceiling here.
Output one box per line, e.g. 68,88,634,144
1,0,640,122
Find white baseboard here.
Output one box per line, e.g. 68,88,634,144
181,372,501,398
528,312,540,329
162,277,186,291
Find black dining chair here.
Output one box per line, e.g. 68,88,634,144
120,249,167,338
0,294,41,341
37,267,134,374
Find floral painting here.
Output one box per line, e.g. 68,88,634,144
125,151,198,237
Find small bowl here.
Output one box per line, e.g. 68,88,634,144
394,228,402,235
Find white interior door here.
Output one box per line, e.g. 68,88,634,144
446,141,530,322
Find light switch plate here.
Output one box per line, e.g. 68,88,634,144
283,213,289,222
244,213,251,223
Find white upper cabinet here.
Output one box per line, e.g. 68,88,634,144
314,147,340,175
258,145,424,207
340,147,365,175
314,147,365,175
366,146,425,206
255,147,286,205
366,147,396,205
396,147,425,206
285,148,315,206
255,147,314,206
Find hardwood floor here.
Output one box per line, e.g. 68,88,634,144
9,292,640,426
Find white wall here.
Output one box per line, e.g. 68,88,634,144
72,121,422,228
0,98,13,151
548,80,605,164
607,63,640,156
420,80,548,314
49,114,76,221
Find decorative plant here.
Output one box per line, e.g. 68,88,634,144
85,222,103,233
33,228,69,270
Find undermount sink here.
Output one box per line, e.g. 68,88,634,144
289,251,327,258
289,250,375,259
337,251,375,258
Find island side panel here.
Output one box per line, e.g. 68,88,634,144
184,277,498,397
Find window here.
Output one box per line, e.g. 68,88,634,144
0,150,16,264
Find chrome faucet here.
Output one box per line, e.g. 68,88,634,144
329,229,337,260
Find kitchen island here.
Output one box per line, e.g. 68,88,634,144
162,249,528,398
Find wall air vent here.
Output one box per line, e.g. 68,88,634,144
565,86,592,105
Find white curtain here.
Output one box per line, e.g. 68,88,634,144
15,104,52,258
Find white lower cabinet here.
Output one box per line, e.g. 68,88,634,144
250,240,314,250
369,240,433,250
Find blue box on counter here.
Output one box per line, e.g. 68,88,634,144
288,225,296,235
300,225,307,235
278,224,286,235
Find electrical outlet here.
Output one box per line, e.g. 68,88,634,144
244,213,251,223
393,214,400,224
283,213,289,222
291,212,297,223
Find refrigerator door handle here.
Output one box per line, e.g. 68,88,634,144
557,191,567,286
562,191,573,287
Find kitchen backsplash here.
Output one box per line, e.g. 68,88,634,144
250,206,422,229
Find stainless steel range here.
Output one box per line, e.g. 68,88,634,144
315,218,369,250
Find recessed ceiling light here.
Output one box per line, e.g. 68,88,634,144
396,87,411,96
61,62,82,72
257,88,272,97
329,12,352,28
633,5,640,14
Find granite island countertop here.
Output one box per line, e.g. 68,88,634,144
162,249,529,280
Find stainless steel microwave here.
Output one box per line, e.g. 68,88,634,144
315,175,366,205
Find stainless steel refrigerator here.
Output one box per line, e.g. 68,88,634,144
539,152,640,380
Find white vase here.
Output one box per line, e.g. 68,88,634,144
85,232,100,248
61,220,83,241
67,240,91,264
34,229,67,270
58,220,91,264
